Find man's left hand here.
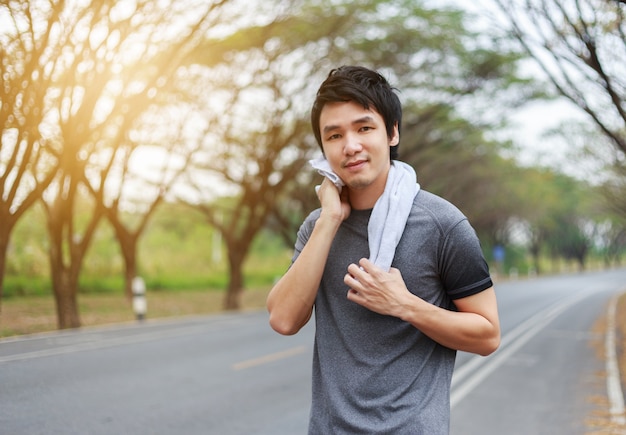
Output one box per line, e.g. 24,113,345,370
344,258,415,317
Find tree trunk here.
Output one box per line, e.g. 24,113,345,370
224,250,245,310
46,192,101,329
529,244,541,275
121,239,138,300
51,266,81,329
0,230,9,314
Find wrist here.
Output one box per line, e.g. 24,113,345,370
397,293,427,324
318,209,345,228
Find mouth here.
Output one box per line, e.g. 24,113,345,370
343,159,368,171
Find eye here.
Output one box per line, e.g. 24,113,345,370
359,126,373,132
326,133,341,141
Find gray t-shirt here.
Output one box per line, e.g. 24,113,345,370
292,190,493,434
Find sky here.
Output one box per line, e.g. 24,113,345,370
446,0,600,179
506,100,589,170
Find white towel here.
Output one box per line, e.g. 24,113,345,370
309,156,420,271
310,156,345,193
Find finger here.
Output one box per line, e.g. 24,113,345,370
389,267,402,277
346,288,360,300
346,263,362,276
344,272,360,288
358,258,382,275
347,264,370,286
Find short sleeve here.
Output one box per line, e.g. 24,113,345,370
440,219,493,300
292,209,320,263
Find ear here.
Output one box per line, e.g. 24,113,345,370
389,123,399,147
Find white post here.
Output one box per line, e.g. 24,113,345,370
132,276,147,322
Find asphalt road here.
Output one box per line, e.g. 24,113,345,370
450,268,626,435
1,268,625,434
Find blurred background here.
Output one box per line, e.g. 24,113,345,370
1,0,624,335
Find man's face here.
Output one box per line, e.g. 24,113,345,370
319,101,398,201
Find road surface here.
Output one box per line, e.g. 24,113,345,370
1,268,625,434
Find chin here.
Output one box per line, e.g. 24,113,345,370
346,177,373,190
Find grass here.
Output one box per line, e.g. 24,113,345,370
0,287,271,338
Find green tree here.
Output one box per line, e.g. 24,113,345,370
0,2,60,313
98,104,203,300
400,103,527,245
525,172,594,272
512,168,565,274
488,0,626,157
1,0,228,328
597,155,626,264
599,153,626,221
547,216,593,271
181,0,536,309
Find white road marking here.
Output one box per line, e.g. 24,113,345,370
605,293,626,428
451,289,595,408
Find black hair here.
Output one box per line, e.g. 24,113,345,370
311,66,402,160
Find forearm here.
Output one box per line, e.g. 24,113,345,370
398,289,500,356
266,215,341,335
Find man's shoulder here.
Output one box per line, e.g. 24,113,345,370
412,189,467,231
414,189,464,214
299,208,321,235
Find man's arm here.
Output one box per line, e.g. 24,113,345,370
344,258,500,356
400,287,500,356
266,179,350,335
266,214,339,335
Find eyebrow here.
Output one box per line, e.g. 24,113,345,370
322,116,376,134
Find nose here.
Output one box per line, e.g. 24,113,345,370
343,133,363,155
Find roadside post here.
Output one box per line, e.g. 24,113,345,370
132,276,147,322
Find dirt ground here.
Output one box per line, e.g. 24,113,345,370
585,292,626,434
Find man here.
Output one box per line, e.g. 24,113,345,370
266,66,500,434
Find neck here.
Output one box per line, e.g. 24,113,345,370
348,167,390,210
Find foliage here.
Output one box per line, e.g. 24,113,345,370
487,0,626,156
400,103,526,244
2,0,625,330
212,0,542,254
0,0,231,327
3,202,291,299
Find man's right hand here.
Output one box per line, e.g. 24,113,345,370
317,177,351,224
